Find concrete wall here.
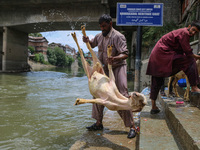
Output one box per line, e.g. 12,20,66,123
140,59,151,91
2,27,28,72
145,0,180,24
191,40,200,54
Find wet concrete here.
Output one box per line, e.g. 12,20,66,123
159,95,200,150
139,95,180,150
69,110,139,150
69,91,200,150
177,86,200,108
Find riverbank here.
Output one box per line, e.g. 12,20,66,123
28,59,79,72
28,60,56,71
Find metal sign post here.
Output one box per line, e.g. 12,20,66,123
135,26,142,92
117,3,163,92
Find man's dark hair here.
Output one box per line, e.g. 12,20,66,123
99,14,112,24
191,20,200,30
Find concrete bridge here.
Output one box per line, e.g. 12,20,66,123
0,0,142,72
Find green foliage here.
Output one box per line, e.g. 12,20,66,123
47,47,74,67
65,55,75,66
87,59,92,65
33,54,40,62
77,50,85,58
38,53,45,64
47,48,57,65
33,53,45,63
77,51,85,68
28,46,35,54
54,47,67,67
142,21,179,48
43,61,50,65
29,33,43,37
77,57,82,68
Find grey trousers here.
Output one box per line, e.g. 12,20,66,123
91,65,134,127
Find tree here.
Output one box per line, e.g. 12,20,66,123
33,54,40,62
28,46,35,54
33,53,45,63
54,47,67,67
38,53,45,64
47,47,75,67
66,55,75,66
77,50,85,68
87,59,92,65
47,47,57,65
29,33,43,37
142,21,179,48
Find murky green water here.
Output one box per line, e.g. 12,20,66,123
0,68,134,150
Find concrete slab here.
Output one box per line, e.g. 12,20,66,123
159,95,200,150
176,86,200,108
69,93,200,150
140,95,180,150
69,110,139,150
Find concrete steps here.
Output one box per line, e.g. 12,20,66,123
159,95,200,150
139,95,180,150
70,92,200,149
139,94,200,150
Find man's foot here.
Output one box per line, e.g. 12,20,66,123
150,108,160,114
191,86,200,93
86,123,103,131
127,128,136,139
160,91,166,96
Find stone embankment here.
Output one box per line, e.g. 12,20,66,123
28,60,56,71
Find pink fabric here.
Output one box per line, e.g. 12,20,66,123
90,27,128,68
146,28,194,77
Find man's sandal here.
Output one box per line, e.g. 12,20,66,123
86,123,104,131
150,109,160,114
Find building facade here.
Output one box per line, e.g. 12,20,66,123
28,36,48,55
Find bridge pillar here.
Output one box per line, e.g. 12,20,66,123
0,31,2,70
2,27,29,72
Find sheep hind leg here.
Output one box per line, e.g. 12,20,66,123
74,98,104,105
184,77,190,101
167,76,173,97
173,78,181,98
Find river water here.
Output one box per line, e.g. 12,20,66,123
0,67,134,150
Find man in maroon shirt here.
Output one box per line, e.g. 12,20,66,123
146,20,200,114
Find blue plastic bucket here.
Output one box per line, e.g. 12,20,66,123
178,78,186,87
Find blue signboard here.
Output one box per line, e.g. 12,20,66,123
117,3,163,26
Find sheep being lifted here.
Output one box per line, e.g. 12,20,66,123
71,25,147,112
